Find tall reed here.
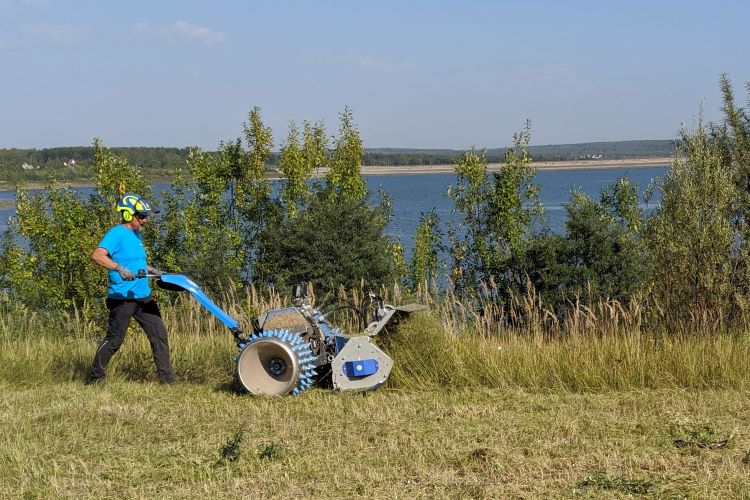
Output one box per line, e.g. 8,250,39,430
1,283,749,391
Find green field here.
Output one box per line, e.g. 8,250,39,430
2,303,750,498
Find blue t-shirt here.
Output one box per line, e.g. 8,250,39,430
98,225,151,299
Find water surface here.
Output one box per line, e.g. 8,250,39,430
0,166,669,247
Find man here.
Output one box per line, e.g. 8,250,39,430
88,193,176,384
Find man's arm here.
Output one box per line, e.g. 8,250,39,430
92,247,135,280
91,247,118,270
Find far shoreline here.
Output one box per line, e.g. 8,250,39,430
0,157,672,192
358,156,671,176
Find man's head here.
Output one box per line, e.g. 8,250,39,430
117,194,159,229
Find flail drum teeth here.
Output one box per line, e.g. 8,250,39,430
235,329,314,396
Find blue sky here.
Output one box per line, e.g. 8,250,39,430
1,0,748,150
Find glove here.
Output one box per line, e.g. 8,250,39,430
114,264,135,281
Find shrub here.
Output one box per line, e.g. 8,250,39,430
255,193,397,293
447,122,542,296
647,118,742,328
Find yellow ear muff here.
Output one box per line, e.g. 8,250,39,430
118,194,141,222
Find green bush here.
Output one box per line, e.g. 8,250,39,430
562,177,648,301
255,192,397,293
447,122,542,296
509,176,649,314
647,119,743,328
406,210,444,292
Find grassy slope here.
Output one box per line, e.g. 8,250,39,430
2,383,750,498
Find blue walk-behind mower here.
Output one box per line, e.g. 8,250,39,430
138,272,425,396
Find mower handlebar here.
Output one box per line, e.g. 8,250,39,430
135,269,160,279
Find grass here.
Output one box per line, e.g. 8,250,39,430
2,300,750,392
2,383,750,497
2,290,750,496
387,314,750,392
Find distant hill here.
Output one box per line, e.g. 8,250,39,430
514,139,676,160
363,140,675,166
0,140,676,182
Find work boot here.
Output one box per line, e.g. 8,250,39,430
159,374,177,385
85,375,105,386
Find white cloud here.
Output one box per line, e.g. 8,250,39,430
0,23,85,48
130,20,226,46
167,20,225,45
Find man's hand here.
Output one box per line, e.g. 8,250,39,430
151,268,166,277
114,264,135,281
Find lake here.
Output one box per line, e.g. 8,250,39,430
0,166,669,248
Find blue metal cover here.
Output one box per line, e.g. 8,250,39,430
343,359,379,377
334,335,349,353
159,274,239,330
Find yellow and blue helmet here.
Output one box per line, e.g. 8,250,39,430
117,193,158,222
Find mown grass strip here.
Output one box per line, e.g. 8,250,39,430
1,383,749,497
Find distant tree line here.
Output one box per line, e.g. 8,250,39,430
0,140,676,183
365,140,676,166
0,147,191,183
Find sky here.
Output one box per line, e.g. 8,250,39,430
1,0,749,150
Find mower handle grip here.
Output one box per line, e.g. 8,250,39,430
136,269,159,279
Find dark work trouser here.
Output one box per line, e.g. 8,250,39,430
90,297,175,382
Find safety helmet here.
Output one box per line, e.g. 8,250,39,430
117,193,159,222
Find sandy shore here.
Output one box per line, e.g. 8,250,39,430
0,157,672,192
356,157,672,176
